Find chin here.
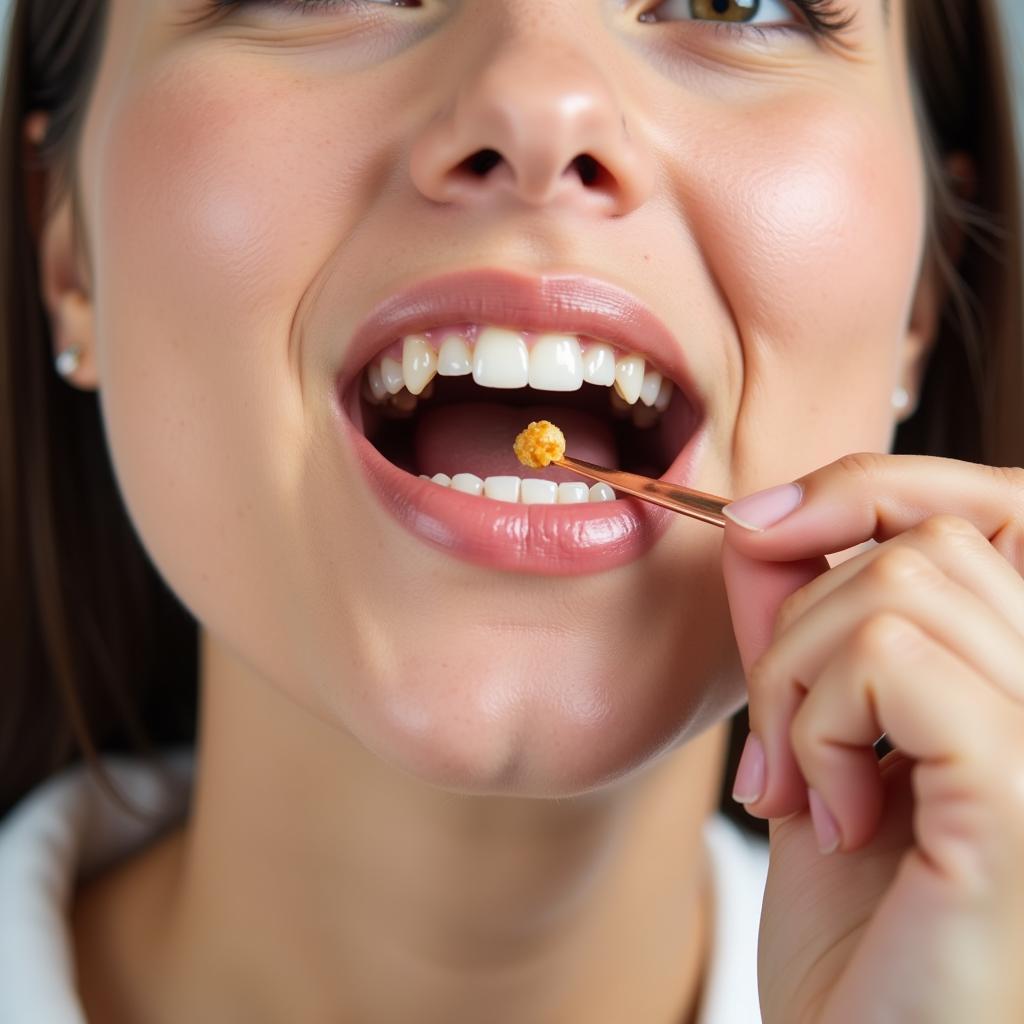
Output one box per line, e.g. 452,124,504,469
332,633,744,799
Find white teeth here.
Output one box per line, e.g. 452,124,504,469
473,328,530,389
364,330,680,428
520,478,558,504
581,341,616,386
483,475,521,502
366,363,388,402
557,482,590,504
450,472,484,495
527,334,583,392
614,354,645,405
436,333,473,376
380,355,405,395
402,335,437,396
423,472,624,504
639,368,663,407
654,376,672,412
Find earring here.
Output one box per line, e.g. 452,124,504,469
55,344,83,379
891,386,911,413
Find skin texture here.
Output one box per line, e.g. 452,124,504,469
28,0,1015,1021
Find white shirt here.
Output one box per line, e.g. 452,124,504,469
0,749,768,1023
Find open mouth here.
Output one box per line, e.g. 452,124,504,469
329,269,711,574
347,324,704,504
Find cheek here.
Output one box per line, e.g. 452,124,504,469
691,99,925,491
89,56,378,685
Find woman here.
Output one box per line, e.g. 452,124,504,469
1,0,1022,1020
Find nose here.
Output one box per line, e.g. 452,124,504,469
409,42,655,216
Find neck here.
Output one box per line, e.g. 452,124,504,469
84,631,731,1024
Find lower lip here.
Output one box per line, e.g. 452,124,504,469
331,382,709,576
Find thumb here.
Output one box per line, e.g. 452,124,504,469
721,539,827,676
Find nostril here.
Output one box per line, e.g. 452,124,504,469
446,148,618,204
463,148,503,177
571,154,602,187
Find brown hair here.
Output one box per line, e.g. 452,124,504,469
1,1,1021,828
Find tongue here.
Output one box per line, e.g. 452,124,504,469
415,402,619,482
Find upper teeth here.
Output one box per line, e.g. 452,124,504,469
362,326,675,418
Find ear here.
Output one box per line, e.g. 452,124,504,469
23,111,99,391
896,150,975,423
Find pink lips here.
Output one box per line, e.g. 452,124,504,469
331,268,708,576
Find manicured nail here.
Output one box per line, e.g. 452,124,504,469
731,732,766,804
722,482,804,532
807,787,841,855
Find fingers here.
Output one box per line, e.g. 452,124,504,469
723,453,1024,570
771,615,1022,872
721,543,825,676
772,515,1024,645
724,513,1024,686
720,453,1024,861
765,543,1024,707
741,548,1024,833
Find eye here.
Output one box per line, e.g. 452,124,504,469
641,0,797,27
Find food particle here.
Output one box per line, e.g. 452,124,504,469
513,420,566,469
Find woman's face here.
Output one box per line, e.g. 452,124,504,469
63,0,927,795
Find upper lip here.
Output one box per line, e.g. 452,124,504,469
336,268,703,408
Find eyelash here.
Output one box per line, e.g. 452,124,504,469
778,0,853,35
207,0,853,39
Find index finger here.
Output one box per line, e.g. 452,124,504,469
722,452,1024,562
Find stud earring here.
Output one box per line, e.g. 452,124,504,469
55,344,83,379
891,386,911,413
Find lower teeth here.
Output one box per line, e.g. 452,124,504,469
419,474,616,504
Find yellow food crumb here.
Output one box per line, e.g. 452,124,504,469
513,420,566,469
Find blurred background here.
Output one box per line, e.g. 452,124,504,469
0,1,1021,186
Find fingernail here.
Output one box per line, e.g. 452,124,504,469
731,732,766,804
722,483,804,532
807,788,841,854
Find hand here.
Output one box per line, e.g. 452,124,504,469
720,453,1024,1024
